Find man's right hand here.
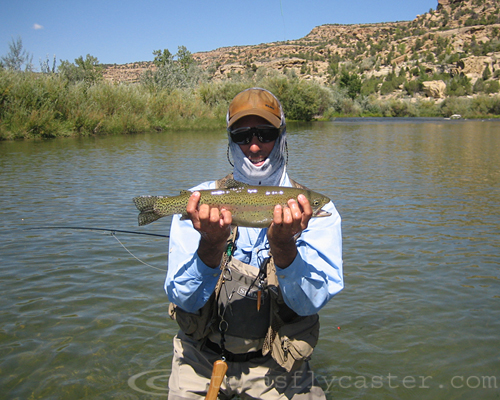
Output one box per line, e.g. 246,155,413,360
186,191,232,268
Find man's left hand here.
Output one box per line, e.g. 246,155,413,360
267,194,312,268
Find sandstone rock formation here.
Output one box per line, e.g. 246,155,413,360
422,80,447,98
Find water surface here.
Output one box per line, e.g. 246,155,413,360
1,119,499,399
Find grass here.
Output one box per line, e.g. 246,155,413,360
1,69,499,141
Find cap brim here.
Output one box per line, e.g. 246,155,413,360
228,109,281,128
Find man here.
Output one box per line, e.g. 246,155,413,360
166,88,343,399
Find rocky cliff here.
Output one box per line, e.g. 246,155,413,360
103,0,500,98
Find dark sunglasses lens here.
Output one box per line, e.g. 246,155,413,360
258,128,280,142
230,129,252,144
230,127,280,144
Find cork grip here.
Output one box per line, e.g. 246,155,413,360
204,359,228,400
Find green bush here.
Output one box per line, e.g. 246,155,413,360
440,97,472,117
473,78,485,93
2,63,500,140
473,78,500,94
416,100,440,117
470,95,500,116
264,75,333,121
446,75,472,96
380,99,418,117
338,70,362,99
485,80,500,94
360,76,382,96
197,81,250,108
404,79,422,96
58,54,103,85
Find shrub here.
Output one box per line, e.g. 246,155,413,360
416,100,440,117
379,72,406,95
404,79,422,96
473,78,485,93
338,70,362,99
360,76,381,96
380,100,418,117
264,75,333,121
446,75,472,96
141,63,206,93
483,65,492,80
197,81,250,108
58,54,103,85
440,97,471,117
485,80,500,94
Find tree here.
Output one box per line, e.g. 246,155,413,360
176,46,194,72
40,54,57,74
338,70,362,99
58,54,103,84
153,49,173,67
142,46,202,92
1,36,33,71
153,46,194,71
482,65,492,80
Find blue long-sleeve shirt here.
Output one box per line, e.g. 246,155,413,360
165,174,343,316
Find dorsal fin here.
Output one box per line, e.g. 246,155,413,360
225,179,249,189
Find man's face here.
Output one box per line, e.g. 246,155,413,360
231,115,276,167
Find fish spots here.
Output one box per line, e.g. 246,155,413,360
135,183,330,227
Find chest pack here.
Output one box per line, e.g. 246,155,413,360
168,174,320,372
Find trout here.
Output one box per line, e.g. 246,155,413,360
133,179,331,228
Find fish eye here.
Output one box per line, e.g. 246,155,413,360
313,200,320,206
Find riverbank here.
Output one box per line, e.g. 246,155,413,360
1,70,500,140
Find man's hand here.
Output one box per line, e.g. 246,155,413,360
267,194,313,268
186,192,232,268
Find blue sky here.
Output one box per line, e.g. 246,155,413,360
1,0,438,69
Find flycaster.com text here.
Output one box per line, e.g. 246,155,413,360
128,370,498,395
303,373,499,391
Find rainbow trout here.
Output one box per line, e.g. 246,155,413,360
133,179,331,228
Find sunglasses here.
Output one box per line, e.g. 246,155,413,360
228,125,282,145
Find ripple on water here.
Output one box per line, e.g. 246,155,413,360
2,122,500,399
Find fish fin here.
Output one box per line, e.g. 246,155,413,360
133,196,162,226
224,179,249,189
179,190,191,195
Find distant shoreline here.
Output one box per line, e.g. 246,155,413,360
1,69,499,141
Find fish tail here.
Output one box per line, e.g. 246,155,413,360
133,196,163,226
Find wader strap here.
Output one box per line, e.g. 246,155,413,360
215,226,238,295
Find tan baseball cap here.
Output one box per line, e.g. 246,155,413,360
227,88,283,128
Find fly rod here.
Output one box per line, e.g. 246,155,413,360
24,226,169,238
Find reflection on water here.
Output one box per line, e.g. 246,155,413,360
1,120,499,399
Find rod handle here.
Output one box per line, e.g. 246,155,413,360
204,359,228,400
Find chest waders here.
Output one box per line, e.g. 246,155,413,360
168,175,321,399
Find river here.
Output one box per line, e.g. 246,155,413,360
1,119,499,399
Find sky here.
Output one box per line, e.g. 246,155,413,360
1,0,438,69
